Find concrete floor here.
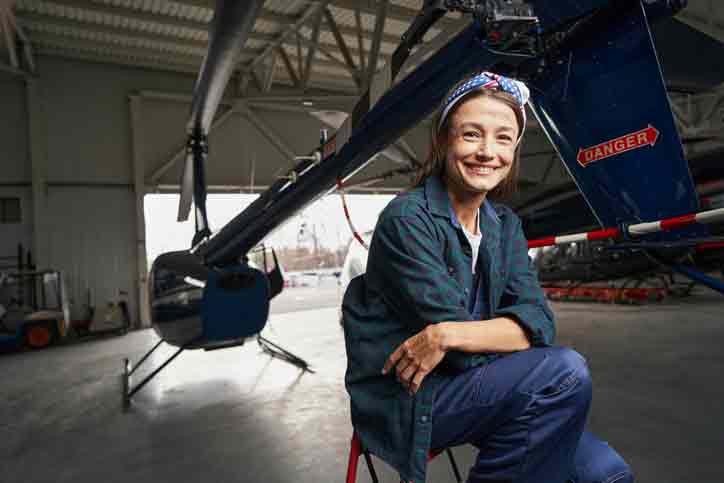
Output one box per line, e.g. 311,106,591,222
1,285,723,483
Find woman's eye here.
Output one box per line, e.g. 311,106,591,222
462,131,481,140
498,134,513,142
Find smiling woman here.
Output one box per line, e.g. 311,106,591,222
341,71,633,483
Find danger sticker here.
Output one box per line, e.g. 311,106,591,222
577,125,660,167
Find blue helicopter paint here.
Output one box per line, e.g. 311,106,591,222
527,1,706,241
201,266,269,341
148,251,270,348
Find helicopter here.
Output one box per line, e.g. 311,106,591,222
123,0,724,404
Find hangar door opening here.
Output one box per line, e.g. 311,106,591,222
144,193,394,283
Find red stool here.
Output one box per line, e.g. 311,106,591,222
345,431,463,483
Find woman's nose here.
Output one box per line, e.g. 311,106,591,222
476,142,493,158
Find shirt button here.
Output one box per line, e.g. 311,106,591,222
420,415,428,423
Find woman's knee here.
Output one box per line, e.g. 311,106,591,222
575,440,633,483
591,455,633,483
533,347,592,403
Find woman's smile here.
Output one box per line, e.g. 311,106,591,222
462,162,499,176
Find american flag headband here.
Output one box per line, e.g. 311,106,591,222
437,72,530,146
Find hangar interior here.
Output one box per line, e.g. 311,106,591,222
1,1,723,483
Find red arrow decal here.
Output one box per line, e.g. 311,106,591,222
577,125,660,167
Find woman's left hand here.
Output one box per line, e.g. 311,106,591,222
383,324,447,395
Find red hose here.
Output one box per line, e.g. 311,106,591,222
337,178,369,250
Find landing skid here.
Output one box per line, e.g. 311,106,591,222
122,337,197,409
257,335,315,373
122,334,313,408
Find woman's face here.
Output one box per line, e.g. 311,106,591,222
444,95,519,198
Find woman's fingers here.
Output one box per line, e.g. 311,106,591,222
395,355,413,378
409,368,429,395
382,345,404,374
398,359,420,389
384,330,444,395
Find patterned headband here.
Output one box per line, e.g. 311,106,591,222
437,71,530,142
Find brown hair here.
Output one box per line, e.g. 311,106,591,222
410,79,524,200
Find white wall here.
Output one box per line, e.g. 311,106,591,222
37,56,197,184
44,186,137,320
0,74,33,267
0,75,29,183
0,187,33,264
0,56,204,326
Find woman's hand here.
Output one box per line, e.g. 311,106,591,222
383,324,447,395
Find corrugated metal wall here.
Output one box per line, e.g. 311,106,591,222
0,188,33,263
0,75,33,265
1,56,203,326
0,76,29,183
44,186,137,321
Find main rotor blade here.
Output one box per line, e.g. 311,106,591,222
177,152,194,222
178,0,265,223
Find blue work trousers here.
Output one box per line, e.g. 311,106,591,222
431,347,633,483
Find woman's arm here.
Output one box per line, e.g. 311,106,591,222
383,316,529,395
494,212,556,347
436,316,531,353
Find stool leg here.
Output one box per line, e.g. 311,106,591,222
363,450,380,483
446,448,463,483
346,434,362,483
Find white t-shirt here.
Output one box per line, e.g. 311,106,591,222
461,212,482,274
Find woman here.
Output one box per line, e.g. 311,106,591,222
342,71,633,483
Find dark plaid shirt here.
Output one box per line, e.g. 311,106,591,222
341,175,555,483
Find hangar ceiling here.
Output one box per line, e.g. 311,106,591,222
1,0,724,198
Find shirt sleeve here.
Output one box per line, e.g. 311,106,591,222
367,213,472,334
495,215,556,346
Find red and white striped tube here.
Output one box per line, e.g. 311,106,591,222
527,207,724,249
336,179,370,250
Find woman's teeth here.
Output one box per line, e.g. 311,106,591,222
466,164,494,175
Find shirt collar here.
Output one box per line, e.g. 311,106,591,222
424,175,502,228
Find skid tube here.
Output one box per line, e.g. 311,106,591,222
122,337,201,408
257,335,315,373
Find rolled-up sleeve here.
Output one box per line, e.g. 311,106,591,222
367,214,471,334
495,216,556,347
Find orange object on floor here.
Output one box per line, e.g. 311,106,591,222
26,326,51,348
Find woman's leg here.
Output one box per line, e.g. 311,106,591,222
431,347,592,483
572,431,633,483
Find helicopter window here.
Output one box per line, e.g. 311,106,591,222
248,246,280,274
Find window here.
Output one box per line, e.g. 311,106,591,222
0,198,21,224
